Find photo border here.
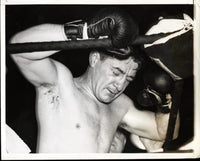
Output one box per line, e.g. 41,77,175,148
1,0,200,159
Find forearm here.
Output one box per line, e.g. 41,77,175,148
139,137,164,152
156,106,180,141
134,111,170,152
9,24,67,86
135,111,179,152
130,133,163,152
126,109,170,141
155,111,170,140
10,23,67,60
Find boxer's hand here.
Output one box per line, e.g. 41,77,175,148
109,131,127,153
136,87,172,113
136,70,174,113
159,93,172,113
64,8,138,47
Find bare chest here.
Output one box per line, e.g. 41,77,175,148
36,85,123,152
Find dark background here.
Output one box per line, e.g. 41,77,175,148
5,5,194,153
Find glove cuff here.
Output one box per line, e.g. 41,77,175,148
147,87,171,113
82,22,89,39
64,20,86,40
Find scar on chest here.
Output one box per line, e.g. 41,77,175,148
42,86,55,95
40,84,60,105
44,89,53,95
51,95,59,104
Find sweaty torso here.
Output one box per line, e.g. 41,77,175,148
35,66,128,153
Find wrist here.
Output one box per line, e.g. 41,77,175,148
64,20,89,40
64,20,84,40
158,93,172,113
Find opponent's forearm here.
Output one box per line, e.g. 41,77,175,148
139,136,164,152
130,133,164,152
155,111,170,140
139,110,179,152
10,24,67,60
155,109,180,141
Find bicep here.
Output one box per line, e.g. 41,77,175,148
12,55,58,87
9,23,69,86
120,98,161,140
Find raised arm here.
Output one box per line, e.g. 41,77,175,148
10,8,138,87
10,24,68,87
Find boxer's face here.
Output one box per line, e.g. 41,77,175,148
91,55,139,103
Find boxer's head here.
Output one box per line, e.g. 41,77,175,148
88,47,143,103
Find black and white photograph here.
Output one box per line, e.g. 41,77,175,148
1,0,200,159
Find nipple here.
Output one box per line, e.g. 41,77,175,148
76,123,81,129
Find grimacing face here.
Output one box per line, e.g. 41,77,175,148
92,55,139,103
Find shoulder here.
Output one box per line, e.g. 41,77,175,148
52,60,76,87
113,93,143,123
113,94,135,109
111,93,136,114
52,60,73,80
35,59,74,90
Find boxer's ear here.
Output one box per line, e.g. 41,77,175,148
89,50,100,67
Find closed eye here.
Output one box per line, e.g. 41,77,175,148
126,77,134,82
112,67,124,76
113,70,120,76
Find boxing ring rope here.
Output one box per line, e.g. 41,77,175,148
7,33,174,54
163,80,184,151
7,39,112,53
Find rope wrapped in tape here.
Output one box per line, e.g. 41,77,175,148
7,32,174,54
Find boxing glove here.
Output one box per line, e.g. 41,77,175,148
64,8,139,48
143,69,174,95
136,69,174,113
136,87,172,113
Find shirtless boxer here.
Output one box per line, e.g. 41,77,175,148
9,8,176,153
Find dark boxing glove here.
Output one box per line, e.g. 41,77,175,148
64,8,139,48
137,69,174,113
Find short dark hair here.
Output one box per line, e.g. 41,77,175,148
93,46,144,71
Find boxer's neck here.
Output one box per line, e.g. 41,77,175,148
74,69,98,102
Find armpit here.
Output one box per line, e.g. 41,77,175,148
39,83,60,109
119,122,128,129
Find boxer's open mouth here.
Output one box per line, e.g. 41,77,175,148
107,88,118,95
